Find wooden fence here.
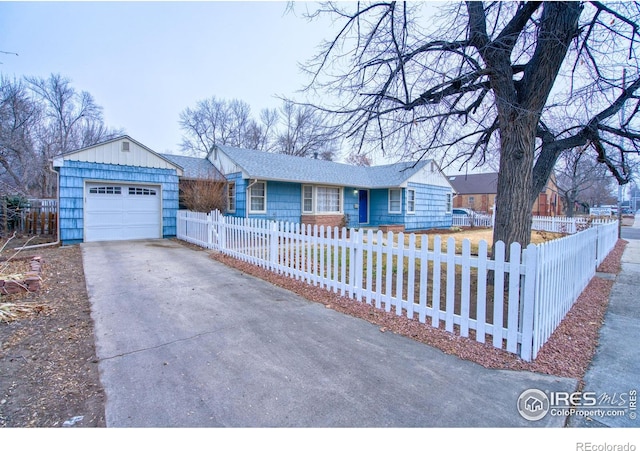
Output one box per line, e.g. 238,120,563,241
177,210,619,362
1,198,58,237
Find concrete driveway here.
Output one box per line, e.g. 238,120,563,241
82,239,576,427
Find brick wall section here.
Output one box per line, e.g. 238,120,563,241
301,214,345,228
378,225,406,233
0,256,43,294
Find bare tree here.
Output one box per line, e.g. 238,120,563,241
25,74,121,197
345,151,373,166
300,1,640,250
0,74,121,197
179,97,271,155
179,96,339,159
556,147,614,216
274,100,338,159
0,77,39,194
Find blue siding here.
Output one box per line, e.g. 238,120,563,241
404,183,452,231
226,172,246,216
368,189,404,227
343,187,359,228
57,160,180,245
366,185,453,230
222,177,452,231
226,177,301,223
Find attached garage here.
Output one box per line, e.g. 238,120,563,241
53,136,183,245
84,182,162,242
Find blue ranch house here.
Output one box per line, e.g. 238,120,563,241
206,144,455,232
53,135,455,245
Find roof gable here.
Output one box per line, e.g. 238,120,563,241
160,153,222,180
53,135,183,175
447,173,498,194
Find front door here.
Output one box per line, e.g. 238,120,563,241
358,190,369,224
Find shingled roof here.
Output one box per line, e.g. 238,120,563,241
447,173,499,194
161,153,222,180
214,144,433,188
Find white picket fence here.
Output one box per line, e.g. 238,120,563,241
531,215,616,234
177,210,619,362
453,212,616,235
452,214,493,228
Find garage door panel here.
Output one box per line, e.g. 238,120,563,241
85,183,161,242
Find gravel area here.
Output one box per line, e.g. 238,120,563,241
209,238,628,380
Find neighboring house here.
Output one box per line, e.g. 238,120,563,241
207,144,455,231
447,172,562,216
53,135,183,245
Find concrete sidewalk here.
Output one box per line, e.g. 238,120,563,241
568,214,640,428
82,239,576,427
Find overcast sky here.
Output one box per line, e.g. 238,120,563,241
1,1,337,155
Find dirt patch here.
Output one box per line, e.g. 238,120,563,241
0,242,105,427
207,239,628,380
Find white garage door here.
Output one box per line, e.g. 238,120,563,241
85,183,161,242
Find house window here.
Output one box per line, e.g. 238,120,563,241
446,193,452,213
227,182,236,213
469,196,475,208
89,186,122,195
407,189,416,214
249,181,266,213
389,189,402,214
316,187,341,213
129,187,156,196
302,185,313,213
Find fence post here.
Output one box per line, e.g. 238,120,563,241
269,221,278,271
218,211,226,252
519,243,538,362
353,229,363,302
207,212,214,249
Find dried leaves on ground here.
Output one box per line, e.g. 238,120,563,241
0,243,105,427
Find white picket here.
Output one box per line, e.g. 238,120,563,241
445,237,456,333
407,234,416,320
476,240,488,344
418,235,428,324
374,230,383,309
177,210,620,362
395,232,405,317
492,241,505,349
460,239,471,338
431,236,442,329
385,232,394,313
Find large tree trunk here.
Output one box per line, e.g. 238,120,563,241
493,117,536,255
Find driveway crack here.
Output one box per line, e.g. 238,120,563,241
99,329,225,361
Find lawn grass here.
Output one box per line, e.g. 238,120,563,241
284,228,564,332
360,227,564,254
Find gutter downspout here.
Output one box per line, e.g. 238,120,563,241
245,179,259,219
17,161,61,250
